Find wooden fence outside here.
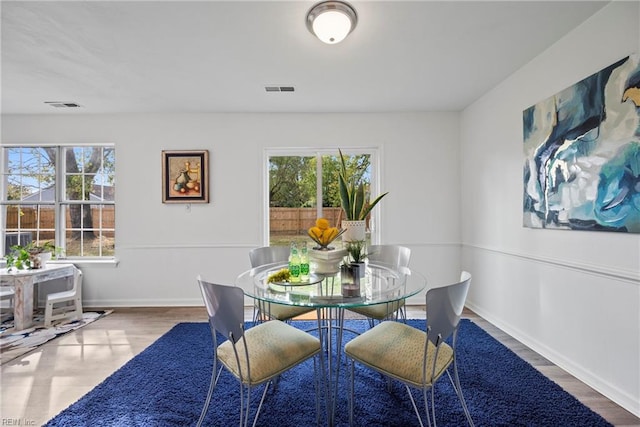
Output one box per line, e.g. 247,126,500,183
5,206,115,239
7,206,333,236
270,207,343,234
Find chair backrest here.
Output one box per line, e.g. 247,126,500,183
197,277,245,344
0,286,15,300
367,245,411,268
425,271,471,346
73,267,83,298
249,246,290,268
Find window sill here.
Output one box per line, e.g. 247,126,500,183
49,258,119,268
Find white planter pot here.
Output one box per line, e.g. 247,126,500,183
30,251,52,269
341,220,366,242
309,248,347,274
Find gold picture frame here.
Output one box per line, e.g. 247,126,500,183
162,150,209,203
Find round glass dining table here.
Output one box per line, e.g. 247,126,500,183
236,260,426,310
236,260,427,427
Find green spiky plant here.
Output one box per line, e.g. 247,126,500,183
338,149,388,221
345,240,366,263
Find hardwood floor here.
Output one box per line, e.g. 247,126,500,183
1,306,638,426
459,309,640,427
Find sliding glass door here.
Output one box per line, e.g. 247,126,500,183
265,148,381,247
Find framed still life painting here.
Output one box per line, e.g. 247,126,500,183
162,150,209,203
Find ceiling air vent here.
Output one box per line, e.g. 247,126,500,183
45,101,82,108
265,86,295,92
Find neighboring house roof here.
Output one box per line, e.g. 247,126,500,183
20,184,114,202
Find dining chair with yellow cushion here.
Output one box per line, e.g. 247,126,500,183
196,277,323,427
347,244,411,327
344,271,474,427
249,246,315,322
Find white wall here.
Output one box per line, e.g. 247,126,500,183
1,112,462,307
460,2,640,416
4,1,637,416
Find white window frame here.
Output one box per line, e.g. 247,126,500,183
0,144,116,261
263,147,384,246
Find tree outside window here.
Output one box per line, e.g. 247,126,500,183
267,149,377,247
1,145,115,258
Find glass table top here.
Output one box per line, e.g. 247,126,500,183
236,261,427,309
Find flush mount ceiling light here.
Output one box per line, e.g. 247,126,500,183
306,1,357,44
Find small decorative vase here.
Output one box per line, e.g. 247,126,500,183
37,251,52,268
352,261,366,278
341,220,366,242
340,264,360,297
29,251,51,269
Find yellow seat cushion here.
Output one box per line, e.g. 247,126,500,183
217,320,321,385
348,300,404,320
256,302,313,321
344,321,453,388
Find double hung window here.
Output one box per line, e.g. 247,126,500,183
1,145,115,259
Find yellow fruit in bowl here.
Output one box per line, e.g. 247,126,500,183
323,227,339,244
309,226,323,240
308,219,344,248
315,218,330,230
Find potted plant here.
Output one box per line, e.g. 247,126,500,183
345,239,366,278
345,240,365,262
338,149,388,241
4,241,60,271
4,245,32,271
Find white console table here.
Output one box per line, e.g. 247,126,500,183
1,264,75,330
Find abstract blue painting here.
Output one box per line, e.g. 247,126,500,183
523,55,640,232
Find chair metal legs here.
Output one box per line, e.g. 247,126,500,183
348,359,354,427
252,303,260,324
398,305,407,322
247,381,270,427
198,356,321,427
347,365,474,427
447,359,475,427
197,368,273,427
348,363,432,427
314,355,322,426
249,357,321,427
197,364,223,427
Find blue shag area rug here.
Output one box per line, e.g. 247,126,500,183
44,319,611,427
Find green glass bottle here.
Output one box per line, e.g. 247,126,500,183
300,241,310,282
289,242,301,283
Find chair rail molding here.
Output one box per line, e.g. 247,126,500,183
118,243,261,250
462,243,639,284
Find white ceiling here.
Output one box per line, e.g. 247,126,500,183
1,0,609,114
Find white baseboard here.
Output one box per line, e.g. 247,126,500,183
466,301,640,418
84,298,204,307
